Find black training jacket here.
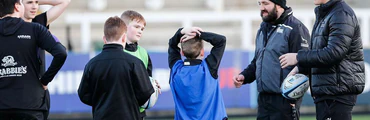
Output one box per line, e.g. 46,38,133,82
0,17,67,110
78,44,154,120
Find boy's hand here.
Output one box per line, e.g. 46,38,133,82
154,80,162,94
42,84,48,90
233,75,245,88
181,27,203,36
181,34,196,42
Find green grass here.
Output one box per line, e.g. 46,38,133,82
228,114,370,120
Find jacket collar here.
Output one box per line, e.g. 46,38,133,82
102,44,124,51
272,7,293,25
125,42,138,52
315,0,342,19
183,59,202,66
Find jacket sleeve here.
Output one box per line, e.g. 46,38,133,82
240,55,257,84
203,32,226,79
297,11,354,68
78,64,92,106
168,28,183,69
35,24,67,85
239,30,262,84
132,61,155,106
289,23,311,75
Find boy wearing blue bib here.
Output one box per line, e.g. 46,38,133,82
168,27,228,120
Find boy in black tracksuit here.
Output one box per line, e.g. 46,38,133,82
0,0,67,119
78,16,154,120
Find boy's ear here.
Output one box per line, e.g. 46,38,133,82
103,36,107,44
200,49,204,57
121,34,126,43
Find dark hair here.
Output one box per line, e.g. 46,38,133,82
104,16,127,42
120,10,146,26
0,0,21,18
181,37,204,59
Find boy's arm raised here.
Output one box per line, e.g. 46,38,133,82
202,32,226,79
39,0,70,26
168,28,183,69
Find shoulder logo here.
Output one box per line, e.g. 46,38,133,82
1,56,17,67
276,27,284,33
17,35,31,39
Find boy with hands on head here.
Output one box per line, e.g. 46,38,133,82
169,26,228,120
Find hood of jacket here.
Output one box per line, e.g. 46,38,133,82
0,17,24,36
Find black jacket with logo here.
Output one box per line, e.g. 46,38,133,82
297,0,365,105
0,17,67,110
240,8,310,94
78,44,154,120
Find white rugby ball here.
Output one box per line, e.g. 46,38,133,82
281,74,309,100
141,77,159,109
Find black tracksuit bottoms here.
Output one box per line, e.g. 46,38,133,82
316,100,354,120
257,93,303,120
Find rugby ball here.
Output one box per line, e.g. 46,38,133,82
281,74,309,100
140,77,159,109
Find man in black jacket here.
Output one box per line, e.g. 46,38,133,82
279,0,365,120
0,0,67,119
233,0,310,120
78,16,154,120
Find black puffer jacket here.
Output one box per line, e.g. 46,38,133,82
297,0,365,97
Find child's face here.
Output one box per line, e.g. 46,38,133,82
22,0,39,20
126,20,145,43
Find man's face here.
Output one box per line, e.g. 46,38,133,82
22,0,39,20
314,0,329,5
258,0,278,23
126,20,145,43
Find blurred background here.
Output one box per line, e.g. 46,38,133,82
42,0,370,119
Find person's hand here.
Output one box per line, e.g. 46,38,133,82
180,34,196,42
288,66,299,77
279,53,298,69
42,85,48,90
154,80,161,94
233,74,245,88
180,27,203,36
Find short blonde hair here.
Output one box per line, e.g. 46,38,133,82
120,10,146,26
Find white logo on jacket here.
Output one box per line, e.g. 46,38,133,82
17,35,31,39
0,56,27,78
1,56,17,67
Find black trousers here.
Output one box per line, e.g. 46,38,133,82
257,93,302,120
0,110,44,120
316,100,354,120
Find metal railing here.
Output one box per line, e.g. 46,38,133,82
65,9,370,52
